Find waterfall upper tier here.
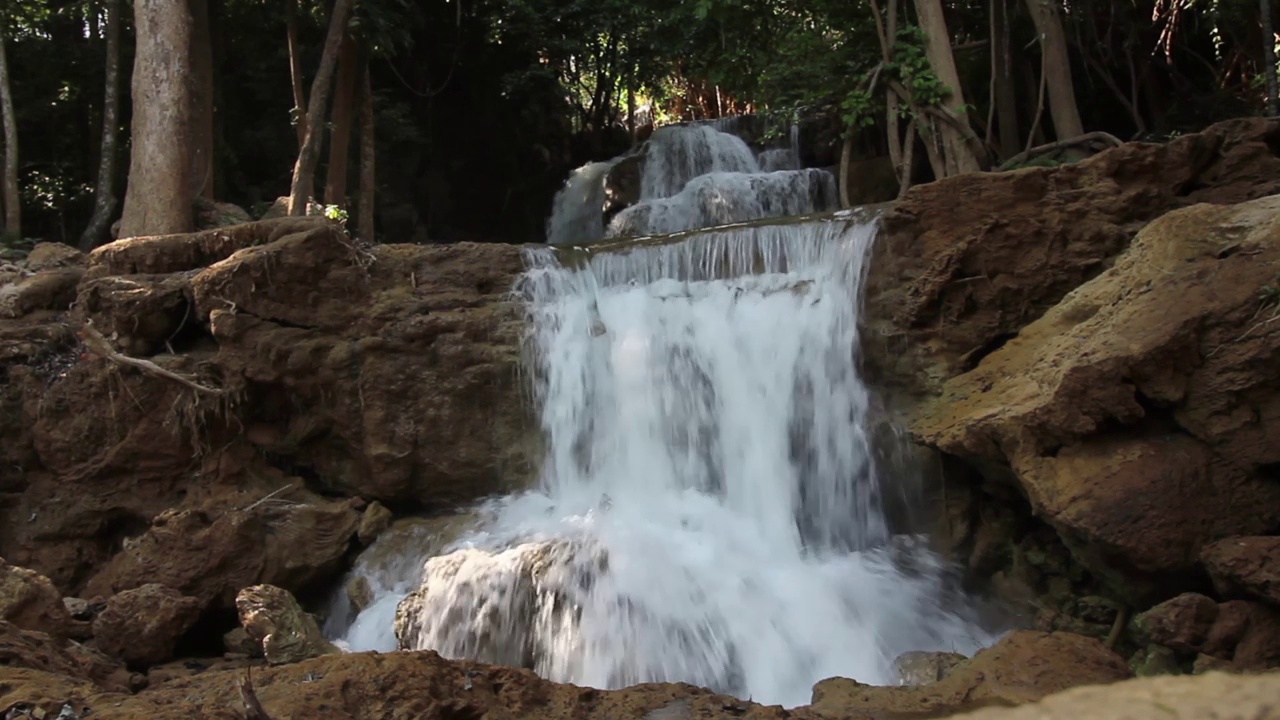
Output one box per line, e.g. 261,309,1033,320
546,120,839,246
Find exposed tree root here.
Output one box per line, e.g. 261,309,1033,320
998,131,1125,170
79,322,224,395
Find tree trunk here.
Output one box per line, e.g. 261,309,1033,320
80,0,124,250
0,21,20,237
991,0,1021,158
357,62,375,242
1024,0,1085,139
1263,0,1279,116
119,0,195,238
912,0,982,176
324,32,358,208
287,0,354,216
286,0,307,149
189,0,215,198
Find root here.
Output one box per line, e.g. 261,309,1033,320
1105,605,1130,649
80,323,225,395
239,668,275,720
998,132,1125,171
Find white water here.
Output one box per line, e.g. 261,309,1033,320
545,121,835,245
332,214,994,707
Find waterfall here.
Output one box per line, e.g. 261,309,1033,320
545,120,836,246
330,212,995,708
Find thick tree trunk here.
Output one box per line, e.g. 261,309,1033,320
286,0,307,149
80,0,124,250
287,0,354,216
991,0,1021,159
0,23,20,237
324,32,358,208
1263,0,1279,116
1024,0,1085,139
357,63,375,242
119,0,195,238
912,0,982,175
189,0,215,199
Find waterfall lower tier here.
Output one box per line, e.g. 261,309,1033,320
329,214,995,708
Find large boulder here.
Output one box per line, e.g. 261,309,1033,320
911,195,1280,603
235,584,338,665
91,583,201,666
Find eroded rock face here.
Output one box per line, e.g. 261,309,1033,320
1135,593,1219,654
235,584,338,665
910,195,1280,604
91,583,201,666
0,218,537,594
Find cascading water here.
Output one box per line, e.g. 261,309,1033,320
330,212,996,708
544,120,837,245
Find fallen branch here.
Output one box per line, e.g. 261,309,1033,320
998,131,1125,171
1105,605,1130,649
239,668,274,720
79,323,224,395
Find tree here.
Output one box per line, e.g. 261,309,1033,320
0,12,19,238
287,0,355,216
1024,0,1085,140
912,0,983,176
80,0,124,251
190,0,216,199
1263,0,1279,116
118,0,195,238
358,62,375,242
324,31,359,208
286,0,308,149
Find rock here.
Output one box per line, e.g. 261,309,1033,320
604,153,642,217
1225,601,1280,670
0,268,84,319
345,574,373,614
76,273,192,356
865,117,1280,400
1130,644,1182,677
222,626,260,657
1192,653,1234,674
0,620,129,693
23,243,85,271
259,195,325,220
85,496,361,612
1135,593,1219,654
236,584,338,665
0,560,73,637
893,650,966,685
91,584,201,667
1201,536,1280,606
809,631,1132,716
193,197,253,230
911,195,1280,604
85,216,327,278
357,501,394,545
942,670,1280,720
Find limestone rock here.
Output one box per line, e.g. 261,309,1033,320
0,560,73,637
1130,644,1182,677
23,242,85,271
357,500,394,545
892,650,966,685
235,584,338,665
222,626,260,657
809,631,1132,716
76,273,192,356
911,195,1280,603
85,497,361,612
91,584,201,666
1135,593,1219,654
193,197,253,230
0,620,129,692
1201,536,1280,607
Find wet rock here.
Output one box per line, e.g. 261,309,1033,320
892,650,966,685
0,560,73,637
1135,593,1219,654
91,584,201,667
1201,536,1280,607
357,500,394,545
911,195,1280,604
809,630,1132,716
345,574,373,614
235,584,338,665
85,496,361,612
